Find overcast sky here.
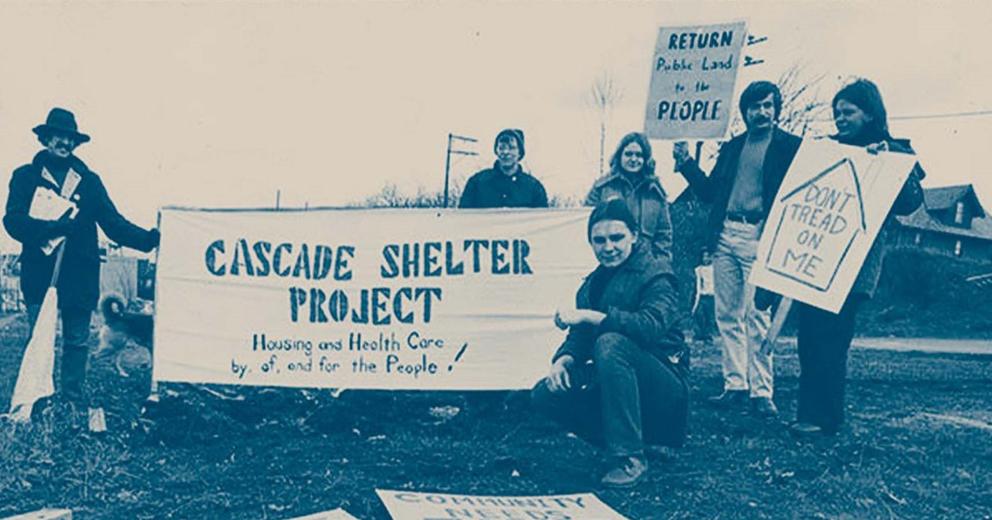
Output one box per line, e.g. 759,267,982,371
1,0,989,249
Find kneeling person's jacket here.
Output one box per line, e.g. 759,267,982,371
553,243,688,378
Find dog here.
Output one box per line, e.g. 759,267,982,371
97,294,153,377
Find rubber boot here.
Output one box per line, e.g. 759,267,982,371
61,345,90,407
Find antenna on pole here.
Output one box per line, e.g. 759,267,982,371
443,133,479,207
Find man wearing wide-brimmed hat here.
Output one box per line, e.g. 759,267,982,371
3,107,160,409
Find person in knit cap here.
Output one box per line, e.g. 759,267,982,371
458,128,548,208
531,199,689,488
4,107,160,411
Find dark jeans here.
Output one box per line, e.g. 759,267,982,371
693,295,716,341
796,297,862,432
27,304,92,404
531,332,688,458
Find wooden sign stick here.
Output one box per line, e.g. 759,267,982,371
760,297,793,356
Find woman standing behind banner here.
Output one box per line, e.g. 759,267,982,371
788,79,925,436
586,132,674,261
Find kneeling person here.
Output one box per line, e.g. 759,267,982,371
531,199,689,488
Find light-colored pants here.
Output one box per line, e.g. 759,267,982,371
713,220,772,398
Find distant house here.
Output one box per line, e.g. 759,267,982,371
892,184,992,261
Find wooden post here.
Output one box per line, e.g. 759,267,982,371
443,133,453,208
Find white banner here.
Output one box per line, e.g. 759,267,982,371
375,490,628,520
153,208,594,390
644,21,747,140
750,140,918,312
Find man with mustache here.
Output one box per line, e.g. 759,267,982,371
672,81,801,417
4,107,160,413
458,128,548,209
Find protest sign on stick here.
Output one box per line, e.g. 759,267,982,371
375,490,628,520
644,21,747,140
153,208,593,390
750,139,918,313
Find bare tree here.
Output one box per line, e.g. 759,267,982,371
354,182,451,208
775,64,829,137
589,72,624,177
353,182,577,209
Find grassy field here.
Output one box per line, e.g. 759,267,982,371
1,313,991,520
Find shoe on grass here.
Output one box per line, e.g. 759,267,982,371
790,421,840,437
790,422,824,435
600,456,648,488
707,390,748,409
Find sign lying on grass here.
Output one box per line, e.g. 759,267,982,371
644,21,747,139
375,490,628,520
750,140,919,313
154,208,592,390
1,509,73,520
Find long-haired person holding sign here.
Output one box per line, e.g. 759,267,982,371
788,79,925,435
531,199,689,488
586,132,674,261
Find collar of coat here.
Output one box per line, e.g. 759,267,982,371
30,151,93,199
827,133,915,154
488,160,530,179
31,151,94,180
592,169,667,199
721,126,796,155
587,242,675,282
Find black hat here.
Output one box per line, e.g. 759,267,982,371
494,128,525,159
587,198,637,239
33,108,91,144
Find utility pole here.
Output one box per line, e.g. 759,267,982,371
443,133,478,208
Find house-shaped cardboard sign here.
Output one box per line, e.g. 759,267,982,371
750,139,918,313
765,156,867,291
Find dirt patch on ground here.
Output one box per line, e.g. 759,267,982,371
1,316,991,519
